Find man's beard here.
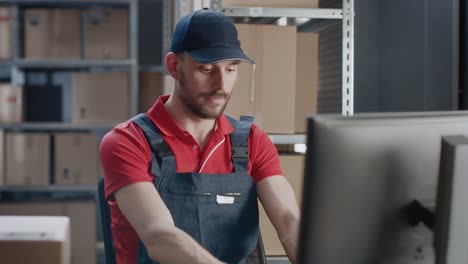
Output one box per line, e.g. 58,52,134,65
178,74,230,120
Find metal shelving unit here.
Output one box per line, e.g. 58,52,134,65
0,3,141,263
0,122,115,132
0,2,175,189
216,6,343,19
0,0,139,118
268,134,306,145
0,0,131,4
211,0,354,145
0,184,97,193
1,58,134,69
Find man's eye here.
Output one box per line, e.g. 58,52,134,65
227,67,237,72
202,68,213,73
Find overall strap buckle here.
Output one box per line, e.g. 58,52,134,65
232,146,248,158
227,115,254,173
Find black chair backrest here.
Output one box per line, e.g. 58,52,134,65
97,176,267,264
98,177,116,264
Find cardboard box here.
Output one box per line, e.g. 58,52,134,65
226,24,296,133
48,9,81,58
0,202,63,215
295,32,319,133
71,72,129,124
0,6,13,59
24,9,81,59
0,129,4,185
252,25,297,134
259,154,304,256
5,133,50,185
223,24,255,119
0,216,71,264
139,72,165,113
223,0,318,8
54,133,100,185
84,8,129,59
24,9,52,58
0,201,97,264
0,84,23,123
281,155,305,206
65,202,97,264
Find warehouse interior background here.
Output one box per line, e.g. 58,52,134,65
0,0,466,263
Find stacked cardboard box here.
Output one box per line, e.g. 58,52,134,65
226,24,297,134
139,72,175,113
24,8,81,59
295,32,319,132
139,72,165,113
2,131,101,186
54,133,100,185
5,132,50,185
0,216,71,264
259,154,305,256
0,201,96,264
65,202,97,264
71,72,130,124
0,6,13,59
84,8,129,59
226,25,319,134
23,7,128,59
0,84,23,123
0,129,4,185
223,24,256,125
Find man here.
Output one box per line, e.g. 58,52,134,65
99,8,300,264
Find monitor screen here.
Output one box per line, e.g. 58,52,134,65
298,111,468,264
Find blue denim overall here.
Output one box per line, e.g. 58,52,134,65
131,114,260,264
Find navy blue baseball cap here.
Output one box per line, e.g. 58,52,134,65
170,9,254,64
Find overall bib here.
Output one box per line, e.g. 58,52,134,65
131,114,260,264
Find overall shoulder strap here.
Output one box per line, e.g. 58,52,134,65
226,115,254,173
131,113,175,178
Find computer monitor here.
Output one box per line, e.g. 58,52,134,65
298,111,468,264
434,135,468,264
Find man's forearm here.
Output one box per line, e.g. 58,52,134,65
143,227,224,264
277,213,300,264
256,176,301,264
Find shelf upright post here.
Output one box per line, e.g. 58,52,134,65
11,3,24,87
341,0,354,116
211,0,223,11
129,0,139,116
81,4,86,60
11,3,19,60
161,0,172,68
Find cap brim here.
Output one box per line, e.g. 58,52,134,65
186,47,255,64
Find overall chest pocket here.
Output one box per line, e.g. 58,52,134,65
155,175,259,264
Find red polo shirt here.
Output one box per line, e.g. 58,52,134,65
99,95,283,263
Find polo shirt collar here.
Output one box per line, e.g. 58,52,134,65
146,95,235,137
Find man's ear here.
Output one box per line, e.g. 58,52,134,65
165,52,179,80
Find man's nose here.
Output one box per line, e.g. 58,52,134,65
211,70,227,91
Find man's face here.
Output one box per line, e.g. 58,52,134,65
176,54,240,119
